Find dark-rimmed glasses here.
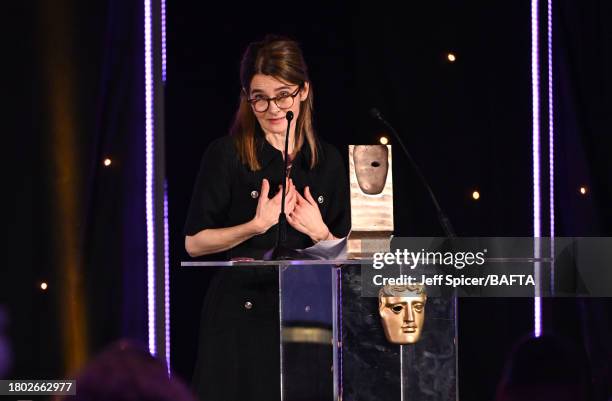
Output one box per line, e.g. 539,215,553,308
247,86,301,113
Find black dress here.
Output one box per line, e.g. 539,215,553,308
184,133,351,401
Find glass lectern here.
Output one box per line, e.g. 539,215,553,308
180,259,458,401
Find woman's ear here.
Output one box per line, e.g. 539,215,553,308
300,81,310,101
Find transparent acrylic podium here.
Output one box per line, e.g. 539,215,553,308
180,259,460,401
180,237,595,400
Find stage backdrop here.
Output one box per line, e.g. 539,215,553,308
166,1,611,400
5,1,611,400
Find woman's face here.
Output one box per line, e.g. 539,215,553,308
248,74,309,136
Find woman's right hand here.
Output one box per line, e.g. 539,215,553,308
251,178,296,234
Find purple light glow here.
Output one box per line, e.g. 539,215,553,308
144,0,156,355
532,0,542,338
548,0,554,239
161,0,166,82
164,183,170,374
534,297,542,337
532,0,542,240
162,0,169,372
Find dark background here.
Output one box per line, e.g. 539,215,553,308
5,1,612,400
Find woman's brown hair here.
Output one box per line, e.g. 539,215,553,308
230,35,318,171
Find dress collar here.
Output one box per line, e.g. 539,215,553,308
256,130,313,170
256,134,280,169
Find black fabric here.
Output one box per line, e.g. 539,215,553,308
191,266,281,401
185,133,351,401
184,133,351,259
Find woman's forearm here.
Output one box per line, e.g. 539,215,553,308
185,219,265,257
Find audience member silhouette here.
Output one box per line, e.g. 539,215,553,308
55,339,197,401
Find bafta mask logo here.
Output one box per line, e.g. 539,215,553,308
379,285,427,344
353,145,389,195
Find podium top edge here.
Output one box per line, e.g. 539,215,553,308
180,259,372,267
179,257,553,267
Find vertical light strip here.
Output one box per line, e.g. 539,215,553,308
548,0,555,294
548,0,554,238
532,0,542,238
144,0,156,355
161,0,169,371
531,0,542,338
161,0,166,82
164,183,171,373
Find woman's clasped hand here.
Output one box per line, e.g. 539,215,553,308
251,177,297,233
251,177,330,243
287,186,330,242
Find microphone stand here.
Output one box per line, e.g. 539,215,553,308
264,111,303,260
370,108,456,238
370,109,462,335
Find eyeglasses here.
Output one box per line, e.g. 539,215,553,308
247,86,301,113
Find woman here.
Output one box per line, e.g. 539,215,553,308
184,36,351,401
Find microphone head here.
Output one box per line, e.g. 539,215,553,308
369,107,382,120
285,111,294,121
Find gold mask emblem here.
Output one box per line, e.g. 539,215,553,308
379,285,427,344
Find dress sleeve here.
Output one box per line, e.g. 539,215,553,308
183,138,233,236
324,145,352,238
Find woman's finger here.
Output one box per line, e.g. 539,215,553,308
291,205,302,219
260,178,270,200
273,185,284,201
304,186,316,205
286,212,297,225
284,196,295,212
287,212,304,230
287,185,296,199
295,190,306,205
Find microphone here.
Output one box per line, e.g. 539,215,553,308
264,110,304,260
279,111,294,221
370,108,456,238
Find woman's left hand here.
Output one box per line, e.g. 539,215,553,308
287,186,330,243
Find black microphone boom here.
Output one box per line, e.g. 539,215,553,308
370,108,456,238
264,110,304,260
279,110,294,226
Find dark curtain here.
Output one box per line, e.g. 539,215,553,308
166,2,534,399
4,1,610,400
554,1,612,400
6,0,147,378
167,1,611,400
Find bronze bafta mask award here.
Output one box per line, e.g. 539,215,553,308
352,145,389,195
378,285,427,344
347,145,393,258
